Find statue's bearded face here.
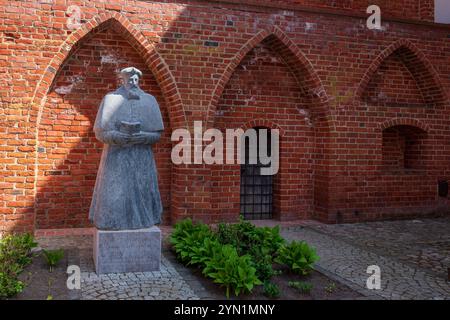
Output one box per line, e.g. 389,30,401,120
123,73,140,91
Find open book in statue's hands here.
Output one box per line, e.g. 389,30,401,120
117,121,141,135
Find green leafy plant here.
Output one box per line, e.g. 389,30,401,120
0,233,37,298
0,233,37,267
0,273,24,299
170,218,197,243
187,236,222,267
202,245,262,298
216,217,285,258
170,218,310,299
215,216,285,281
170,219,216,267
42,249,64,272
324,281,337,294
253,225,285,255
273,269,282,276
275,240,319,276
263,281,280,298
289,281,313,294
248,246,275,281
215,222,239,248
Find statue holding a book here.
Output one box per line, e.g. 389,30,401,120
89,67,164,230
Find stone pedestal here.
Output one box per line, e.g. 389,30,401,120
93,227,161,274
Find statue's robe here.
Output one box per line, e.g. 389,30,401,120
89,86,164,230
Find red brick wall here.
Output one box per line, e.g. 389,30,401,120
213,40,316,222
0,0,448,234
362,52,427,107
35,24,172,229
206,0,434,21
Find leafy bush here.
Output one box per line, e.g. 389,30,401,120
170,218,216,266
170,218,320,299
215,222,239,248
289,281,313,294
170,218,198,243
42,249,64,272
263,281,280,298
252,225,285,256
0,273,24,299
248,246,275,281
275,240,319,276
171,219,263,298
215,216,285,281
0,233,37,267
0,233,37,299
215,217,285,257
202,245,262,298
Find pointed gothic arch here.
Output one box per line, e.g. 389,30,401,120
31,13,185,228
357,39,447,106
31,12,186,130
205,26,332,130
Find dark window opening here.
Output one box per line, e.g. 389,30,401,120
382,125,427,172
240,127,274,220
438,180,448,198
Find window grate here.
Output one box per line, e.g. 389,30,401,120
240,127,273,220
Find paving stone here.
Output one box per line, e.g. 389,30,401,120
36,217,450,300
280,218,450,300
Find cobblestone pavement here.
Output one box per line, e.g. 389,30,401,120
279,220,450,300
80,257,199,300
36,235,199,300
307,217,450,278
36,217,450,300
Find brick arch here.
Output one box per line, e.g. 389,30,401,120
357,39,447,105
379,118,430,133
31,12,185,228
240,119,286,137
31,12,186,130
205,26,331,129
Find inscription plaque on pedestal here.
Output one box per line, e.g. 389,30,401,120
93,227,161,274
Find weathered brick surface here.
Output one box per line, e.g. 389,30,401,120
0,0,449,233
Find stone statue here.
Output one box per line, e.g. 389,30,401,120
89,67,164,230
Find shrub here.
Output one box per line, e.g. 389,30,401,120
0,273,24,299
289,281,313,294
170,218,216,266
42,249,64,272
170,218,197,243
215,217,285,257
263,281,280,298
252,225,285,256
170,218,319,299
215,222,239,249
202,245,262,298
0,233,37,267
248,245,275,281
215,216,285,281
275,240,319,276
187,236,222,268
0,233,37,299
171,219,262,298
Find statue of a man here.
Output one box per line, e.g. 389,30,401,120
89,67,164,230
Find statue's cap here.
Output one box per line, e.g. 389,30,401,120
120,67,143,78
